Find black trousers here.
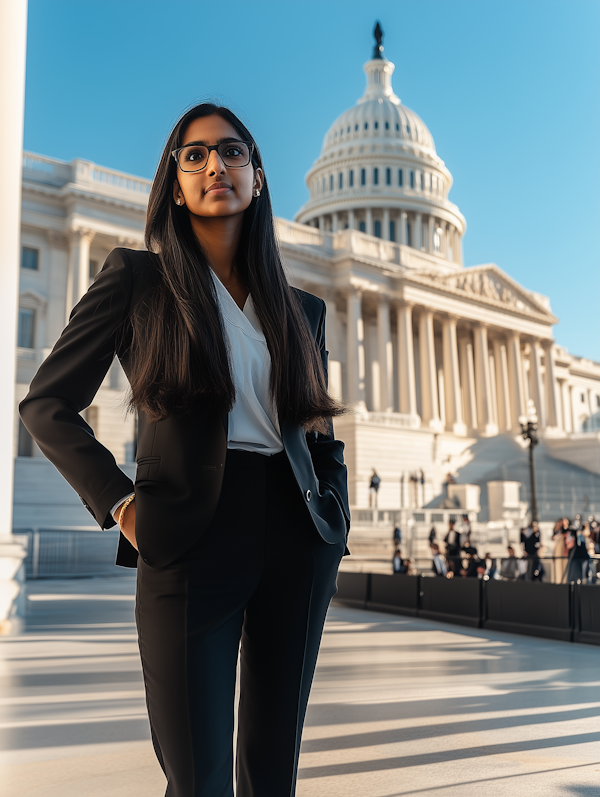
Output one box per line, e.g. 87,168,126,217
135,448,345,797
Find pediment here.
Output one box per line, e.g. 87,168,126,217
408,264,558,322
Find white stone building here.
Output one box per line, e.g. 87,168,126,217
13,42,600,530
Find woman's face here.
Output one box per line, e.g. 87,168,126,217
173,114,263,220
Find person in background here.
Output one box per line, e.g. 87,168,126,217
552,518,569,584
393,524,402,547
369,469,381,508
500,546,520,580
459,514,472,548
392,546,408,574
460,546,482,578
431,543,448,577
483,552,499,580
521,521,542,581
428,525,436,545
444,519,462,575
566,523,592,583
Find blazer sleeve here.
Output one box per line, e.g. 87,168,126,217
305,299,351,532
19,248,136,531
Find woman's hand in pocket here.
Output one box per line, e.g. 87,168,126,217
114,499,138,551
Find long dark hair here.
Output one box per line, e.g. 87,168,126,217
127,102,345,433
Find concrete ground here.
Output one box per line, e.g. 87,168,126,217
1,577,599,796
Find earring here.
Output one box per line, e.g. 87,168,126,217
176,198,182,205
254,188,261,197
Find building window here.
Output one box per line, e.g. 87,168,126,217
385,168,391,185
420,172,424,190
385,121,389,130
364,122,368,130
21,246,39,271
374,220,381,238
361,168,366,186
395,123,399,131
359,221,366,233
18,308,35,348
389,220,396,242
354,123,358,131
406,124,411,134
339,172,343,189
329,174,333,191
398,169,403,187
373,168,379,186
349,169,354,187
18,420,33,457
581,394,586,403
406,221,411,247
410,170,415,189
374,121,379,130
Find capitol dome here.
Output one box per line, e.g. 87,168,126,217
295,29,466,267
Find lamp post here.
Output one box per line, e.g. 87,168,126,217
519,401,539,523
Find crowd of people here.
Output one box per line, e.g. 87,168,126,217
390,515,600,584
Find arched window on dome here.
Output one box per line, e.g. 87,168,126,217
374,121,379,130
398,169,403,187
339,172,343,190
410,171,415,189
389,220,396,242
385,121,389,130
361,168,366,186
347,126,350,133
349,169,354,187
355,124,359,131
395,123,399,131
373,168,379,186
374,220,381,239
359,221,366,233
420,172,424,191
329,174,333,191
364,122,368,130
386,168,391,186
406,124,411,135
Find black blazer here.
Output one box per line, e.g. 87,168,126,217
19,248,351,569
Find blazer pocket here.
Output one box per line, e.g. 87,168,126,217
135,455,161,482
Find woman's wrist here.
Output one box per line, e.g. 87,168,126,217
118,494,136,530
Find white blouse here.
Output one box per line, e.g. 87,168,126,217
111,268,283,522
209,267,284,456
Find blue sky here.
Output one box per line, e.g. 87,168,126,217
23,0,600,359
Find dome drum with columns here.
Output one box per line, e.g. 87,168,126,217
295,40,465,268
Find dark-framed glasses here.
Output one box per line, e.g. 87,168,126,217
171,140,254,173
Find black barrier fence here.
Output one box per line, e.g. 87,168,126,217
335,571,600,646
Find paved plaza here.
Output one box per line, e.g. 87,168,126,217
1,577,599,796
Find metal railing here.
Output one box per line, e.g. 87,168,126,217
13,528,123,578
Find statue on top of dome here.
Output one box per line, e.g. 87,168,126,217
373,21,384,60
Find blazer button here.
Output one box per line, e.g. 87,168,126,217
305,489,312,502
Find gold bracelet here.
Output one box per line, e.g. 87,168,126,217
118,494,136,531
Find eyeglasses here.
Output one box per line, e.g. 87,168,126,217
171,140,254,173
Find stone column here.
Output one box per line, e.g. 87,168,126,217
396,304,419,422
441,222,448,259
492,338,512,432
381,208,390,241
530,340,546,428
348,209,355,230
376,296,393,412
442,316,466,435
561,380,572,432
346,288,366,409
365,208,373,236
506,332,527,430
400,211,407,245
418,310,441,429
414,212,422,250
543,340,560,429
66,229,95,323
318,215,325,231
459,334,478,432
331,212,339,233
473,324,498,436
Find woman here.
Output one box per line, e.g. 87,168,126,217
19,103,350,797
552,518,568,584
